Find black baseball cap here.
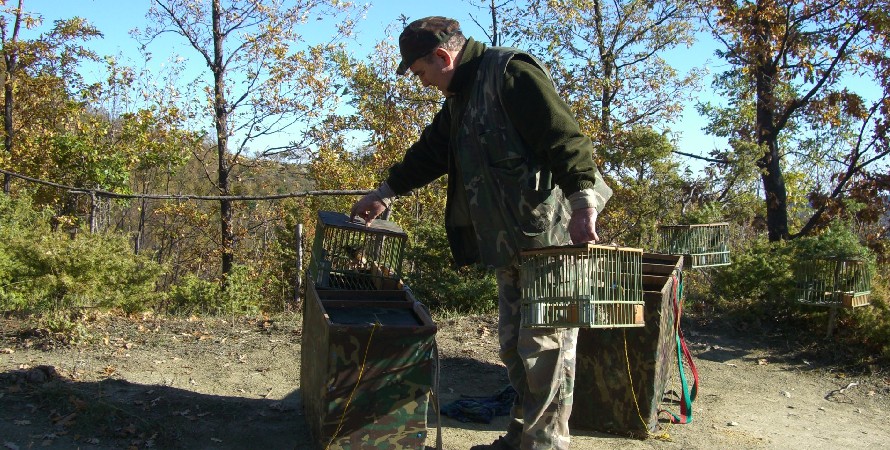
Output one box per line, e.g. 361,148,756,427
396,16,461,75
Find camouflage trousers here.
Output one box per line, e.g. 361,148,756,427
496,265,578,450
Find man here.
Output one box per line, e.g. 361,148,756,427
350,16,611,450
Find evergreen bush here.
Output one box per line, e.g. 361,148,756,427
0,195,163,315
402,222,498,314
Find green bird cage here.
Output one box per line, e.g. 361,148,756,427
795,257,873,308
308,211,407,291
520,243,645,329
658,222,731,268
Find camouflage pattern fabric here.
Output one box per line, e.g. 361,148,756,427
570,254,683,437
456,46,612,268
497,265,578,450
301,280,436,449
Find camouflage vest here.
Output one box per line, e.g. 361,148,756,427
454,47,572,268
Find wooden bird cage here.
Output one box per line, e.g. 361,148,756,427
658,223,731,269
795,257,873,308
519,244,645,328
308,211,407,291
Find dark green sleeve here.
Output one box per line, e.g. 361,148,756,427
384,103,451,195
502,57,598,196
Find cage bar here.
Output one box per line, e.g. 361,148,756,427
658,223,731,268
795,257,873,308
520,244,645,328
308,211,407,291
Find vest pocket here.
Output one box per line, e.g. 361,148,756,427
477,130,555,237
481,130,524,172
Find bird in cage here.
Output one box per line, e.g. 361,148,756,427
342,243,368,267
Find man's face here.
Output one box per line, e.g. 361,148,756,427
408,49,456,97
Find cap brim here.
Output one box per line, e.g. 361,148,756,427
396,60,409,75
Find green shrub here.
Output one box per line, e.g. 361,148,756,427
710,223,890,363
0,195,164,315
683,202,726,225
711,235,796,319
166,265,262,316
792,222,875,261
403,222,498,314
166,274,220,315
221,265,264,315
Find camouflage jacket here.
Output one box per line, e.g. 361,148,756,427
386,38,611,268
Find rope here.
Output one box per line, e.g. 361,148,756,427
622,329,672,441
0,167,370,201
325,321,380,450
622,328,649,432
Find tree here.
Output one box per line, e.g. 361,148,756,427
140,0,363,283
304,34,444,225
0,0,101,193
498,0,704,172
704,0,890,241
597,127,685,246
463,0,512,46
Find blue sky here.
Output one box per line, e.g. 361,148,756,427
28,0,721,170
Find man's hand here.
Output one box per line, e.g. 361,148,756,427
568,207,599,244
350,193,388,225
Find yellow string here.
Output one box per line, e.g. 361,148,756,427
622,329,650,433
623,328,672,441
325,321,380,450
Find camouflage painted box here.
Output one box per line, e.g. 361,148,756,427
301,279,437,449
570,253,683,437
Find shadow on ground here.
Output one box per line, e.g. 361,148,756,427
1,355,511,450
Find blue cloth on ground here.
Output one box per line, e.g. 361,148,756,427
440,385,517,423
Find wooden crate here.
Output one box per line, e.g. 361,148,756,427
570,252,683,437
300,279,437,449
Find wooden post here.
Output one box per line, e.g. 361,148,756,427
826,304,838,338
89,190,99,234
295,223,303,307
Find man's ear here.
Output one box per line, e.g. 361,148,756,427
434,47,454,69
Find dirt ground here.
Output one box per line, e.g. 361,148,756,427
1,311,889,450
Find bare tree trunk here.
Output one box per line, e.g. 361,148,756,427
753,10,790,242
294,223,303,306
489,0,499,46
758,140,789,241
211,0,235,285
88,191,99,233
2,0,24,194
135,194,147,254
593,0,613,144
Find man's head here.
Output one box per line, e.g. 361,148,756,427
397,16,466,96
396,16,462,75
